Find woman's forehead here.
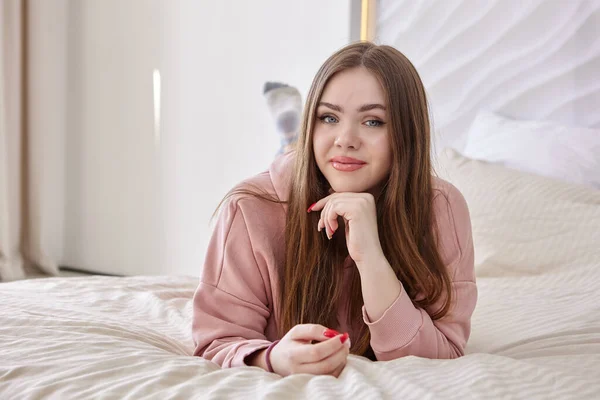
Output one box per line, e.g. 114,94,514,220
320,68,386,108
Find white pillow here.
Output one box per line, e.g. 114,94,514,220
435,148,600,278
462,111,600,189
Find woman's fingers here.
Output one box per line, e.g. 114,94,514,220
307,194,334,213
324,205,335,239
289,324,336,342
331,344,350,377
318,217,333,237
290,334,347,364
327,201,340,232
296,341,349,375
310,195,337,238
280,324,351,377
331,363,344,378
321,201,337,239
311,193,365,239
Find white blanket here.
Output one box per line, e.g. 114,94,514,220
2,150,599,399
0,271,599,400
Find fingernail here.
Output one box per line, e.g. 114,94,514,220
340,333,349,344
307,203,316,212
345,338,352,348
324,328,339,338
323,328,340,338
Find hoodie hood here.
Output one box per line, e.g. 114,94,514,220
268,150,296,202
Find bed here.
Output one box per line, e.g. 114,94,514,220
1,147,599,399
3,1,600,398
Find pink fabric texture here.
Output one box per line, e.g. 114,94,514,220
192,151,477,367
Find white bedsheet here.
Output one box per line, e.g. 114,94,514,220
1,269,599,400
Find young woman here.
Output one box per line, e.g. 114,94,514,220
191,42,477,378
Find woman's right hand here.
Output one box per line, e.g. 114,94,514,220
269,324,351,377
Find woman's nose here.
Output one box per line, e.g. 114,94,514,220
334,127,360,150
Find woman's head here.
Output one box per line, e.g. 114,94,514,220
312,67,391,194
279,42,451,358
300,41,432,197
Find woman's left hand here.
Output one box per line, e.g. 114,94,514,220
308,192,384,265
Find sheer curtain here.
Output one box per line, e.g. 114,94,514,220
0,0,67,281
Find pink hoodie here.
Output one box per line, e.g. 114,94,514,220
192,151,477,368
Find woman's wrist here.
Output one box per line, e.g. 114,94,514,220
265,340,280,372
245,341,280,372
245,348,268,369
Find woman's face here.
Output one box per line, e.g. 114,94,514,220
313,67,392,194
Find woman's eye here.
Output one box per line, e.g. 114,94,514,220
319,115,338,124
365,119,384,127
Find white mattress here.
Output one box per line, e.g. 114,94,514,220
0,268,599,400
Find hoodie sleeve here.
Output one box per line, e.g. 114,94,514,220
361,184,477,360
192,197,273,368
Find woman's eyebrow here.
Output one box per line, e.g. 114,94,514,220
318,102,343,112
357,103,386,112
318,102,386,113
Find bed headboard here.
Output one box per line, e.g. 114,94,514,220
375,0,600,152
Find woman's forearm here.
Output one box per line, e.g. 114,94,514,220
357,255,402,321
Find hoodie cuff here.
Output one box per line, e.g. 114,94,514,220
233,340,273,368
362,284,424,353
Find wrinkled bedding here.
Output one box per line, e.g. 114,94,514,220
1,269,598,399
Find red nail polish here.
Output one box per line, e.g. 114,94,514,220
340,333,349,344
323,328,340,338
307,203,316,212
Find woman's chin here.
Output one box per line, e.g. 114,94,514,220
329,182,371,193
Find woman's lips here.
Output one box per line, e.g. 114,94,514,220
332,162,365,172
331,156,366,164
330,156,367,172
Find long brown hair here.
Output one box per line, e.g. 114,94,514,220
219,42,452,358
